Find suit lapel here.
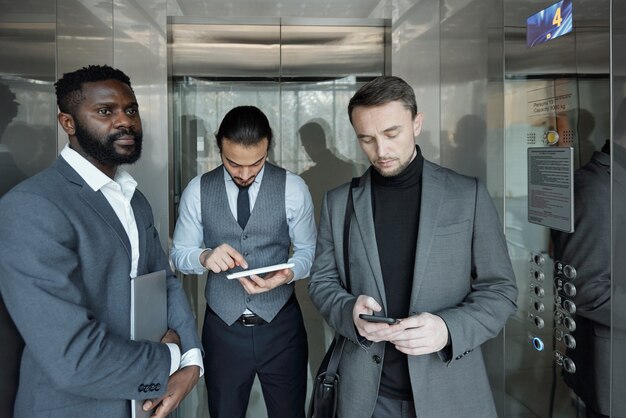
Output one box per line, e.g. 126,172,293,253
133,196,147,274
56,158,132,261
352,170,387,310
410,161,444,306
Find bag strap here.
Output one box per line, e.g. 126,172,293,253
323,176,359,384
342,176,359,292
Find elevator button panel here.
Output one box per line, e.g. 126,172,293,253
553,260,579,373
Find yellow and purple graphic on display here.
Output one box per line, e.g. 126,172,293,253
526,0,573,48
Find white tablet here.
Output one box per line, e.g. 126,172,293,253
226,263,295,279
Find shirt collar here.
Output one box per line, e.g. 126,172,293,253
60,144,137,195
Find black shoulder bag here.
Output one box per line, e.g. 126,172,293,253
307,177,359,418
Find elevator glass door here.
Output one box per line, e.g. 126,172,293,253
168,18,387,417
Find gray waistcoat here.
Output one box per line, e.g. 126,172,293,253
200,162,292,325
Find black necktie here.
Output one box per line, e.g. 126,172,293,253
237,185,250,229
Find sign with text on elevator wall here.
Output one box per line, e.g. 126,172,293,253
526,80,575,118
527,147,574,233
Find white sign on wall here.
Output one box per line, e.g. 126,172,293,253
527,147,574,232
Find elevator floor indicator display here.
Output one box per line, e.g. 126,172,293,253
527,0,573,48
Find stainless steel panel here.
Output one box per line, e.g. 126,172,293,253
56,0,114,152
504,0,609,77
503,0,611,416
281,24,385,78
391,0,441,162
170,19,385,79
166,0,382,19
169,23,280,78
56,0,114,76
114,0,170,250
0,2,57,184
0,2,57,416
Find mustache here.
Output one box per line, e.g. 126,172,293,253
107,128,142,144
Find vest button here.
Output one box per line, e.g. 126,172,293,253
373,355,382,364
243,251,249,256
243,234,248,240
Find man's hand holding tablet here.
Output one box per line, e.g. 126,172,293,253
226,263,295,279
230,263,295,295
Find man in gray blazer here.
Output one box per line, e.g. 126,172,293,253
308,76,518,418
0,65,202,418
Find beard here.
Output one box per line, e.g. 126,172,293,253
374,156,410,177
74,119,143,166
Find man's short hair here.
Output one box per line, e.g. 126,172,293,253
348,76,418,124
215,105,273,151
54,65,132,115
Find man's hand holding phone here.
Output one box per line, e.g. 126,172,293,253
353,296,450,355
353,295,404,343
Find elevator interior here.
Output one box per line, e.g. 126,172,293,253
1,0,626,417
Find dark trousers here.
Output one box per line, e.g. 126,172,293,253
202,298,308,418
372,395,417,418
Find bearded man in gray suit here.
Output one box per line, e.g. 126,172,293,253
308,76,518,418
0,65,202,418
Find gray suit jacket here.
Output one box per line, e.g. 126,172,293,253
0,157,202,418
309,160,518,418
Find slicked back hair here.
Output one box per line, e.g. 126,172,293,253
55,65,132,115
348,76,418,124
216,106,272,151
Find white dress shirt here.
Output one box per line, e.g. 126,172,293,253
170,164,317,281
61,145,203,376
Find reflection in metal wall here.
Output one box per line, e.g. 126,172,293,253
0,2,57,416
612,2,626,416
169,18,385,418
503,0,613,417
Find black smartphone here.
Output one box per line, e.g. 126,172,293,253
359,314,399,325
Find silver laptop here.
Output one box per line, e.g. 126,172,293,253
130,270,167,418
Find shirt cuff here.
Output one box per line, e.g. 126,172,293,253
181,348,205,377
166,343,181,376
287,258,305,282
192,248,209,273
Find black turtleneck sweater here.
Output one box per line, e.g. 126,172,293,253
372,146,424,401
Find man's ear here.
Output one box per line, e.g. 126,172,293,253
413,112,424,137
58,112,75,136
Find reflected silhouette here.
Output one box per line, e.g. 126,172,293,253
610,99,626,418
550,106,625,418
299,119,355,225
296,119,355,381
576,108,597,167
0,82,25,418
0,84,26,195
444,114,486,181
551,141,610,418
